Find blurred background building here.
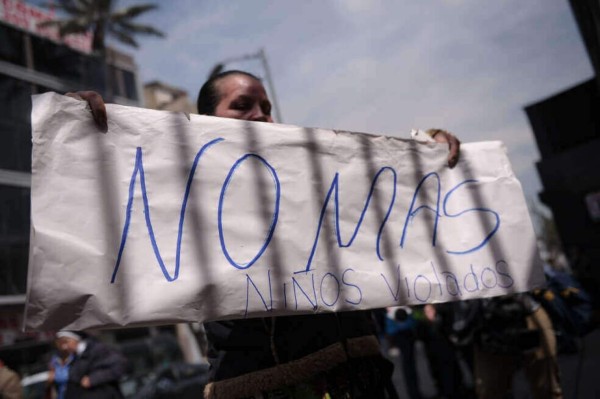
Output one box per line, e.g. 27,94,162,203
0,0,198,379
526,0,600,291
143,80,195,114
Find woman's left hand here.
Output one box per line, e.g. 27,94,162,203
427,129,461,168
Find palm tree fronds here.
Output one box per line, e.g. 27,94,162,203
40,0,85,16
37,18,90,37
116,21,164,37
38,0,161,52
111,4,158,21
41,0,100,21
70,0,95,13
108,26,139,48
58,19,92,36
37,19,60,28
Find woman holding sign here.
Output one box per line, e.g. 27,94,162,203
69,70,460,399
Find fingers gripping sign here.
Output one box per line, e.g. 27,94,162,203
66,91,108,132
427,128,461,168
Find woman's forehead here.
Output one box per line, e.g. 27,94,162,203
217,74,266,97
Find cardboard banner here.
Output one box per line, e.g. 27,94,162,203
25,93,544,331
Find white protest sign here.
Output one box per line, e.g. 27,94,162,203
25,93,544,331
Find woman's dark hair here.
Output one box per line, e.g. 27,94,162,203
196,70,261,116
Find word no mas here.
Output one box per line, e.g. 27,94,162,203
110,137,501,283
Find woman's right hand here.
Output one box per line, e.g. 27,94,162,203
65,91,108,132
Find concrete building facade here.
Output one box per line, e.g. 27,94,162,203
526,0,600,290
0,0,141,373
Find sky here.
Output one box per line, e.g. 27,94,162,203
110,0,593,203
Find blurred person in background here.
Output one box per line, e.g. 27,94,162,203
47,332,76,399
532,263,595,354
473,294,563,399
0,359,22,399
54,331,128,399
66,69,460,399
420,303,476,399
384,307,422,399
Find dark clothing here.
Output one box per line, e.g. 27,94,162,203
420,321,463,399
65,339,127,399
204,311,398,399
474,307,563,399
385,309,421,399
393,329,421,399
206,312,374,381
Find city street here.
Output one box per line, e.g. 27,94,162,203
388,329,600,398
1,1,599,399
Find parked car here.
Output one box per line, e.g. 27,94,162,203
21,371,49,399
131,363,209,399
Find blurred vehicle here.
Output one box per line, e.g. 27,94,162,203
117,332,184,396
130,363,209,399
21,371,49,399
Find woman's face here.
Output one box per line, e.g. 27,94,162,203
213,74,273,123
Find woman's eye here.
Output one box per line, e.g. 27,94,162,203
231,101,250,111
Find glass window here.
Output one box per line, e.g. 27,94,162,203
30,35,106,92
31,35,83,81
0,185,30,296
0,75,33,172
0,24,26,66
85,56,107,91
122,70,138,101
109,64,121,98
